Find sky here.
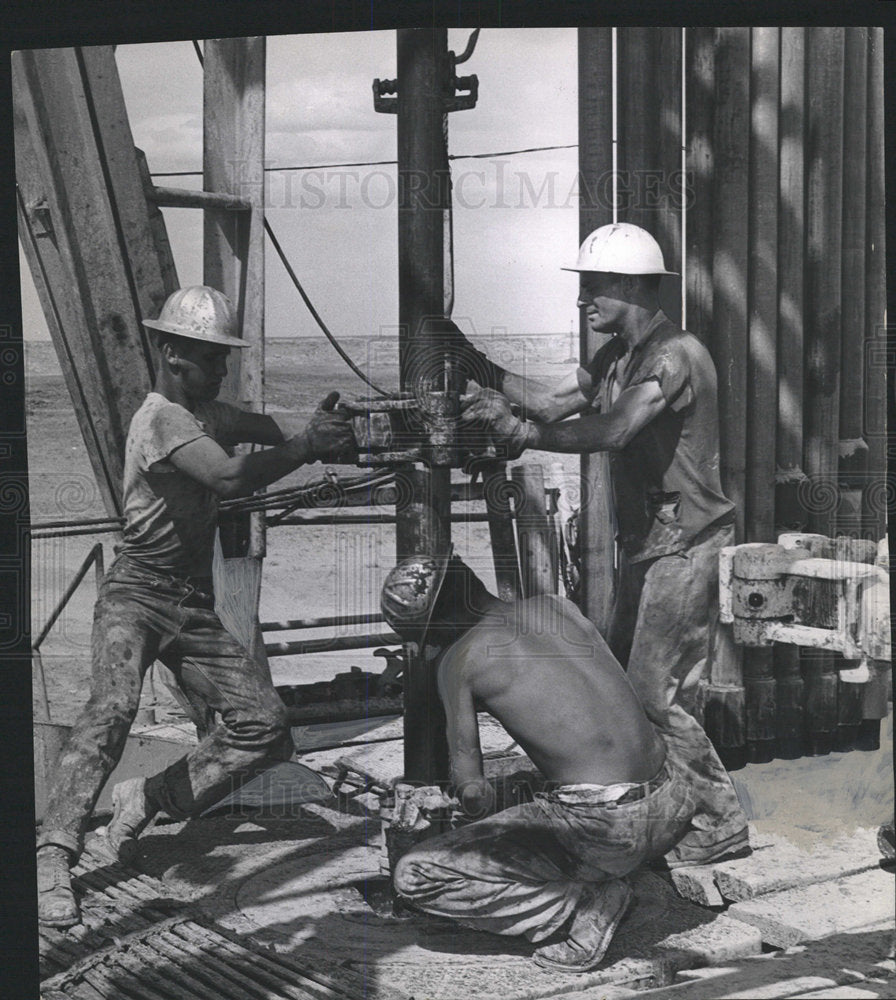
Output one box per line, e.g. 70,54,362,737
19,28,582,345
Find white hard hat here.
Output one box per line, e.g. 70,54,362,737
142,285,250,348
562,223,678,276
381,550,452,645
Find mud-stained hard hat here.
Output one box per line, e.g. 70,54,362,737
142,286,251,348
562,222,678,276
381,548,452,646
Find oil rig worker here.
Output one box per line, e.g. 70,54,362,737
36,285,356,928
382,553,711,973
442,222,748,869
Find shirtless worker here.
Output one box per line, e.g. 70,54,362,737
36,286,356,928
380,553,701,973
434,222,748,867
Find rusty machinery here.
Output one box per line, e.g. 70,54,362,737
721,533,890,684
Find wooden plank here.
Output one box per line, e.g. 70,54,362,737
78,47,171,355
511,464,556,597
791,988,893,999
606,871,761,974
134,148,180,297
712,826,881,902
14,51,133,516
577,26,616,635
727,869,895,948
203,38,270,673
685,27,716,342
670,867,725,908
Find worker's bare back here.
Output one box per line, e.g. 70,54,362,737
439,594,665,786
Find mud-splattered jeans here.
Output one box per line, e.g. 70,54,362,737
38,555,292,859
393,732,696,942
607,521,748,860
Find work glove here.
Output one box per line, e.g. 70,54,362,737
459,384,532,459
418,316,508,391
304,391,357,464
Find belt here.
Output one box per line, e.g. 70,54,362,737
612,762,671,806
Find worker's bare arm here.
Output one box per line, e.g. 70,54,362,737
225,410,286,447
439,655,494,817
168,392,355,498
501,368,590,422
526,380,666,453
167,433,309,499
461,379,665,455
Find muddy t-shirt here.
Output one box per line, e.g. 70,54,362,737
118,393,242,578
578,311,734,562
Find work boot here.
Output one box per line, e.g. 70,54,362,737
37,846,79,928
533,879,633,973
101,777,156,865
660,825,751,870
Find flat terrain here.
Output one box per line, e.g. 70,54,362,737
26,334,578,721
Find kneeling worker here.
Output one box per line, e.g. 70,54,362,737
380,554,745,973
37,286,356,928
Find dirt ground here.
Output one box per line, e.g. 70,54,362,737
26,334,578,724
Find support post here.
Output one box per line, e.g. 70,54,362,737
203,37,268,668
577,27,615,635
743,27,780,764
396,28,452,785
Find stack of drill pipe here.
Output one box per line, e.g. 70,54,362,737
701,27,750,765
773,27,807,758
743,27,780,764
862,27,887,547
802,27,845,756
858,30,888,753
685,26,716,345
617,27,682,317
576,26,615,634
775,28,809,534
835,28,871,755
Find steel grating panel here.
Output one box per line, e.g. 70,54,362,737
39,842,405,1000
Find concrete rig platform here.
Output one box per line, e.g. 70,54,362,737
38,714,894,1000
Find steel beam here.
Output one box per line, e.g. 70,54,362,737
395,28,453,784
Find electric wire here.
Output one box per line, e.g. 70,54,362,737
149,144,579,178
